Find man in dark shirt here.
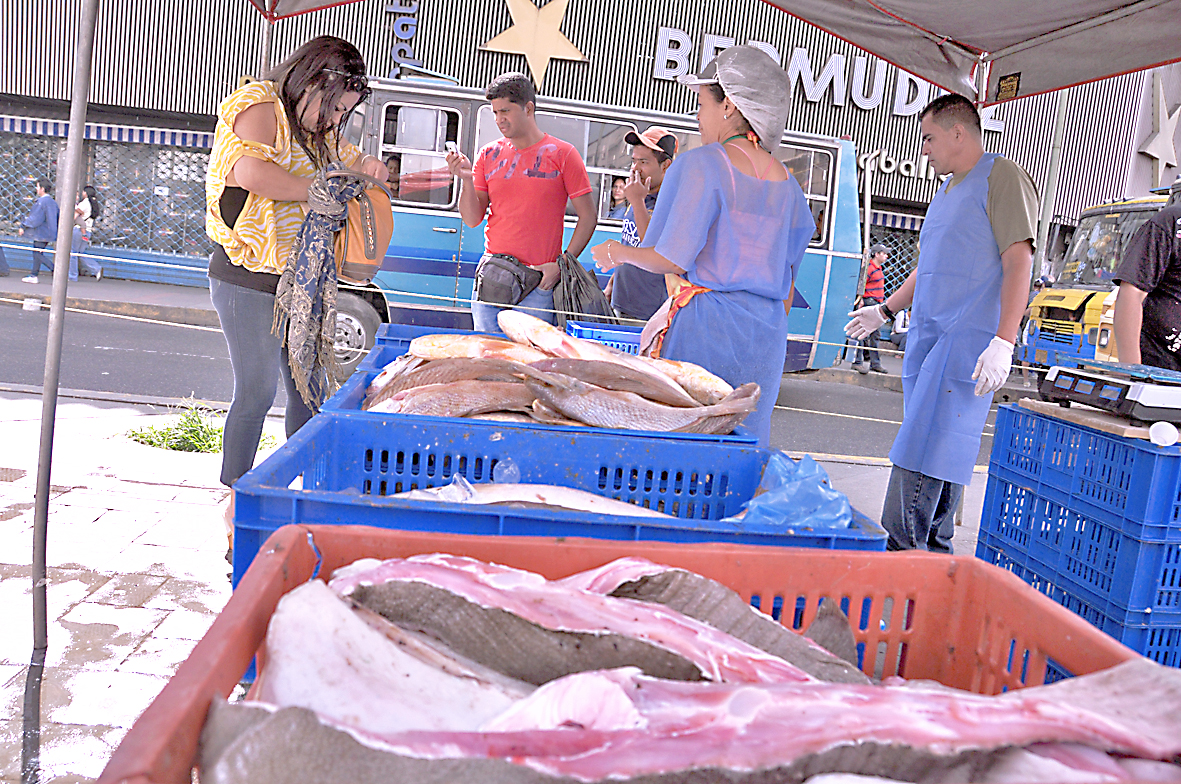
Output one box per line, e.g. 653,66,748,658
606,127,677,321
1114,203,1181,371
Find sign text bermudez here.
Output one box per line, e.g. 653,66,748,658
652,27,1003,131
388,0,422,73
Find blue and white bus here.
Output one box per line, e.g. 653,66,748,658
336,76,864,371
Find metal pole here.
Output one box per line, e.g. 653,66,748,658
1035,88,1070,279
259,13,274,76
23,0,101,781
862,158,874,256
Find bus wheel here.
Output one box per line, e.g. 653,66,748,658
335,292,380,376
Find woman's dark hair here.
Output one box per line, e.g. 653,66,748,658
705,84,754,137
82,184,100,220
268,35,369,170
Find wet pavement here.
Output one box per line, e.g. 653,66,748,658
0,392,286,783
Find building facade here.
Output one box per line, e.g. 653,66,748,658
3,0,1179,288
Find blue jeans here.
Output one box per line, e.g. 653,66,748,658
471,283,555,333
881,464,961,553
210,277,314,487
30,241,53,276
69,227,102,280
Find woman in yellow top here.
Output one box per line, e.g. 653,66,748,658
206,35,386,499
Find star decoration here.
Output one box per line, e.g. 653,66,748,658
481,0,587,89
1138,72,1180,188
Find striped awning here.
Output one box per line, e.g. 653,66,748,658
1,114,212,150
871,210,924,232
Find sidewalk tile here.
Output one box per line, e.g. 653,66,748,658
119,636,199,678
136,516,223,551
150,609,217,642
0,572,110,667
0,719,124,782
110,543,230,582
143,577,230,616
55,603,168,671
46,669,167,729
85,574,167,608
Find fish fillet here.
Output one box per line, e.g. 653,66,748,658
255,580,532,735
559,557,869,684
527,372,758,432
329,554,813,685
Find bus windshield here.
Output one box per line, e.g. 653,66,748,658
1060,210,1156,287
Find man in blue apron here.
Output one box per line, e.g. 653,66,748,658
846,94,1038,552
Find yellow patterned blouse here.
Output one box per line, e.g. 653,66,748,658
205,80,361,275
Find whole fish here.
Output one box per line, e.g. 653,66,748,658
637,356,734,405
529,400,588,427
498,310,691,402
364,358,533,410
366,354,425,396
393,475,671,518
368,379,536,418
527,373,759,433
529,358,700,408
409,333,549,364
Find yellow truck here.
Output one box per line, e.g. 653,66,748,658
1020,196,1167,366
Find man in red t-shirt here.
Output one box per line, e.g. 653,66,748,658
853,243,889,374
446,72,597,331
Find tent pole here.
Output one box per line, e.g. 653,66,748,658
1035,88,1070,279
23,0,101,780
259,13,274,75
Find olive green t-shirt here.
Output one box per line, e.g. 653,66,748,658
947,156,1040,255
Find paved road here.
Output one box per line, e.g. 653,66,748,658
1,301,1010,464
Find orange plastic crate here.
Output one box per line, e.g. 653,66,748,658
99,524,1136,784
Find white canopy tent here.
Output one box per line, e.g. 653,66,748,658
22,3,1181,781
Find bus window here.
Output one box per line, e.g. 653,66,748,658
780,145,833,245
380,103,461,209
343,101,367,147
1062,214,1121,285
474,107,635,221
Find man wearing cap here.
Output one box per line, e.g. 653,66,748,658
852,244,889,374
606,127,678,321
845,93,1038,553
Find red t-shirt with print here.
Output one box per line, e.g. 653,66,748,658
473,133,592,268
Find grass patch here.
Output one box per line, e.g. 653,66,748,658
128,398,277,453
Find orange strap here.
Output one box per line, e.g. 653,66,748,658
649,284,710,358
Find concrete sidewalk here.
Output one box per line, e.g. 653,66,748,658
0,276,217,328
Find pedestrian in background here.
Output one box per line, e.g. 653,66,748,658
18,177,59,283
447,72,597,332
1113,199,1181,370
205,35,386,532
604,127,677,321
846,93,1038,553
607,176,628,219
592,46,814,446
852,243,888,374
70,184,104,281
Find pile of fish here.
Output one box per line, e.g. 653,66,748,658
360,310,759,435
199,555,1181,784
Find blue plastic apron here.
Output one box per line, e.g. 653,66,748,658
889,153,1004,486
661,288,786,446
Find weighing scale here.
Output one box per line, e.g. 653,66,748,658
1039,360,1181,425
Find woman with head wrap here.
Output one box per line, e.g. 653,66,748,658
592,46,814,445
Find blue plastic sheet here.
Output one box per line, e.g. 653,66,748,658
722,453,853,532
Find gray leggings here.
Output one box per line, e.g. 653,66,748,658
210,277,313,487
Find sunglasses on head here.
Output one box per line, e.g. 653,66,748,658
324,68,370,95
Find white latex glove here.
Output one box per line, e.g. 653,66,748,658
972,336,1015,396
845,304,888,340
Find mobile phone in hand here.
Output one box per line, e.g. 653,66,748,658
445,141,458,154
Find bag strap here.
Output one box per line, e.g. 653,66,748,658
324,168,395,201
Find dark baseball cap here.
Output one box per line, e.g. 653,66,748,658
869,243,890,256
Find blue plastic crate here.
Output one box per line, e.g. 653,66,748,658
232,413,887,583
360,323,473,371
333,340,759,445
979,469,1181,616
989,404,1181,540
565,321,643,354
978,529,1181,668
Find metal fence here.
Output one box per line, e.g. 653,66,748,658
0,131,212,258
868,225,920,299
